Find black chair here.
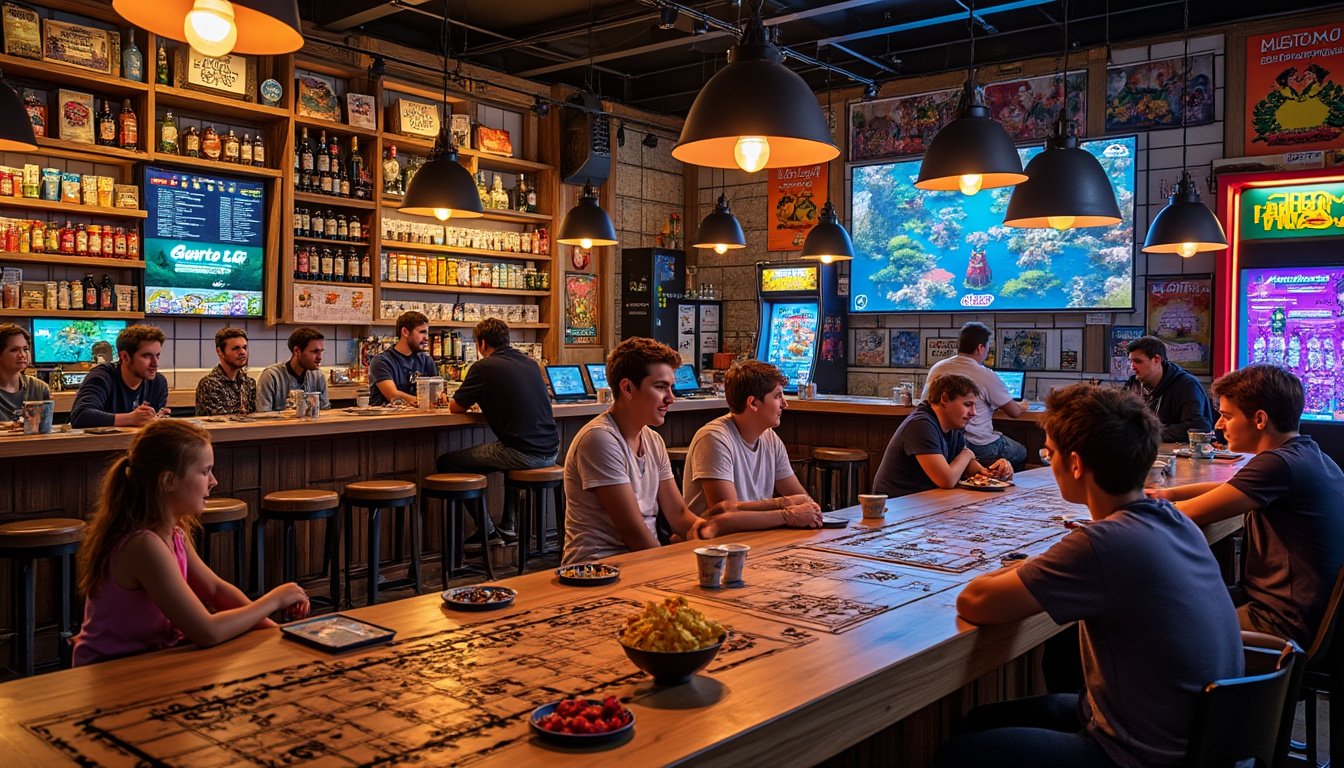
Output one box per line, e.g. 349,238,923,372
1293,566,1344,766
1185,630,1303,768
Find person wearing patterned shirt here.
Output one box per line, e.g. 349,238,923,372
194,327,256,416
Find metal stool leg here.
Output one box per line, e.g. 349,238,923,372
325,512,341,610
517,487,531,576
13,557,34,676
366,506,382,606
251,518,266,597
282,521,297,584
341,507,354,608
554,485,566,552
409,498,423,595
57,552,73,669
820,467,835,512
475,497,495,581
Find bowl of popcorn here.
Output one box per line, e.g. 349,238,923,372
617,596,727,686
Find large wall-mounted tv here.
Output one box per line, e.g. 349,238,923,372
849,135,1137,313
31,318,127,363
143,166,265,317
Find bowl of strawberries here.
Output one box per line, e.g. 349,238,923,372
530,695,635,745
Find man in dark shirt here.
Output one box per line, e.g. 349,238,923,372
194,327,257,416
440,318,559,539
1125,335,1216,442
872,373,1010,498
939,385,1242,768
70,324,170,428
1151,363,1344,647
369,311,437,407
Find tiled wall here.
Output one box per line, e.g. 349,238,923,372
138,318,358,391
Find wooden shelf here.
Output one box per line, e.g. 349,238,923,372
33,137,146,163
380,133,436,154
369,319,550,329
154,85,290,122
378,240,550,262
0,197,146,219
295,236,371,247
0,54,149,97
379,281,549,297
0,253,145,269
461,147,550,173
480,208,552,224
294,191,378,210
294,279,373,288
147,152,284,179
0,308,141,319
294,115,377,140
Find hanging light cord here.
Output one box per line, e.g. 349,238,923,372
439,0,451,152
1180,0,1190,174
967,1,976,82
1059,0,1069,124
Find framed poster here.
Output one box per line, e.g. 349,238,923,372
1146,275,1213,374
999,328,1048,370
677,304,696,360
850,328,888,367
767,163,828,251
293,283,371,324
848,87,959,161
1105,53,1215,132
564,272,598,345
1109,325,1145,381
1059,328,1084,372
925,336,959,366
42,19,111,75
177,49,255,101
984,71,1087,142
296,73,340,121
346,93,376,130
1245,22,1344,155
888,329,921,367
699,303,719,332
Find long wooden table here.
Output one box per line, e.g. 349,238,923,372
0,457,1247,767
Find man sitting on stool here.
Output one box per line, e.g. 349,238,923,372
256,327,329,412
369,311,436,407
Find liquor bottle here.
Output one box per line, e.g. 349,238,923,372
155,39,169,85
327,131,340,179
239,133,253,165
96,100,116,146
251,135,265,167
361,251,371,283
318,155,332,195
295,245,309,280
202,125,221,161
158,112,178,154
182,125,200,157
332,247,345,283
293,207,303,236
348,216,361,242
475,171,489,209
223,129,240,163
122,34,144,83
324,209,337,239
338,164,350,198
117,99,137,149
75,224,88,254
316,130,330,179
100,274,115,311
336,214,348,240
88,224,102,255
403,155,421,193
348,137,365,198
59,221,74,253
320,247,333,281
381,144,400,195
299,127,314,191
82,273,97,309
311,209,325,239
526,177,538,213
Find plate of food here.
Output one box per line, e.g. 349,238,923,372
556,562,620,586
441,585,516,611
618,596,726,685
530,696,634,745
957,474,1014,492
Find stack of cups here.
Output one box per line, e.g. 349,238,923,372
695,543,751,588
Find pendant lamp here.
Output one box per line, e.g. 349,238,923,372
915,0,1025,195
557,181,618,248
801,201,854,263
1142,0,1226,257
113,0,302,56
0,72,37,151
673,2,837,172
693,193,746,255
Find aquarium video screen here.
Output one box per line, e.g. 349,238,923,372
1239,266,1344,422
849,135,1137,313
760,301,819,390
31,318,127,363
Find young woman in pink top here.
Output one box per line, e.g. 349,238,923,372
73,420,309,665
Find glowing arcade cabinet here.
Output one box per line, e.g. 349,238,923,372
754,261,846,394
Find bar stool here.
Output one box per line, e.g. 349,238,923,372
505,466,565,575
0,518,84,676
341,480,420,607
253,490,340,610
197,498,248,588
420,473,494,584
809,447,869,512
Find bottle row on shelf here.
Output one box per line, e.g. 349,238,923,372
0,218,140,258
381,252,550,291
158,113,267,167
293,208,364,242
473,170,538,214
23,92,138,151
2,272,136,312
382,219,550,256
294,245,372,285
379,298,542,328
295,129,373,200
0,165,138,210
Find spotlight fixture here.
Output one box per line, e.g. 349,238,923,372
0,69,37,151
693,193,746,255
532,96,551,118
557,181,618,249
862,82,879,101
112,0,303,56
658,6,678,30
642,132,659,149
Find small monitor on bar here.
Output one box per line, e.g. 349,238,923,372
994,370,1026,401
673,363,705,395
544,364,590,403
585,362,609,392
31,318,127,364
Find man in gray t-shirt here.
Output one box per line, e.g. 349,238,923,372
0,324,49,423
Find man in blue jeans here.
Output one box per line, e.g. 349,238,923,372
936,384,1241,768
440,318,559,541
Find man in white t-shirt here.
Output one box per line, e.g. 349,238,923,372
563,339,820,564
922,321,1028,471
684,360,819,518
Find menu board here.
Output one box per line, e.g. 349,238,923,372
143,166,265,317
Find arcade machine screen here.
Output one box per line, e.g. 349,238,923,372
1239,266,1344,420
762,301,819,388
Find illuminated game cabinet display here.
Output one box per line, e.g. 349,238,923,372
1217,169,1344,422
755,262,845,394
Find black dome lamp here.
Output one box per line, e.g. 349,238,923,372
0,70,37,151
915,0,1025,195
693,192,747,255
673,1,838,172
801,200,855,263
557,181,618,248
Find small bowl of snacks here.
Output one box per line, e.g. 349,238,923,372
618,596,727,685
441,585,517,611
556,562,620,586
957,474,1013,492
530,695,634,745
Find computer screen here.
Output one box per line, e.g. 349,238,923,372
672,363,701,392
544,365,587,398
31,318,127,363
585,362,609,391
994,370,1026,400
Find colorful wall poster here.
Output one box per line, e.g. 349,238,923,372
848,87,959,161
1059,328,1083,372
1240,266,1344,420
1245,22,1344,155
821,315,844,364
999,328,1047,370
1105,53,1215,132
983,71,1087,142
292,284,371,324
889,330,921,366
1146,275,1213,374
767,163,829,251
761,301,819,388
564,272,599,345
676,303,696,361
925,336,959,366
850,135,1136,313
851,328,889,367
1109,325,1145,381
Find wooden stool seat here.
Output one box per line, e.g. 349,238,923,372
666,446,690,463
812,447,867,463
0,518,85,550
423,473,488,492
262,489,340,514
343,480,417,502
201,498,248,525
506,466,564,484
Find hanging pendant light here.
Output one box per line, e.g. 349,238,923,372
693,193,746,254
113,0,302,56
673,2,837,172
1142,0,1226,257
0,71,37,151
557,181,618,248
801,200,854,263
915,0,1025,195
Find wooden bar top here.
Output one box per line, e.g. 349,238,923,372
0,458,1246,767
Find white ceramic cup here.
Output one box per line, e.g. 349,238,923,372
718,543,750,585
859,493,888,518
694,547,728,589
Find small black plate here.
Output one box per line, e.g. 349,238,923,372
556,563,620,586
441,585,517,611
821,515,848,528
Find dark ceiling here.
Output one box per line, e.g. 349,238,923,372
306,0,1342,116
